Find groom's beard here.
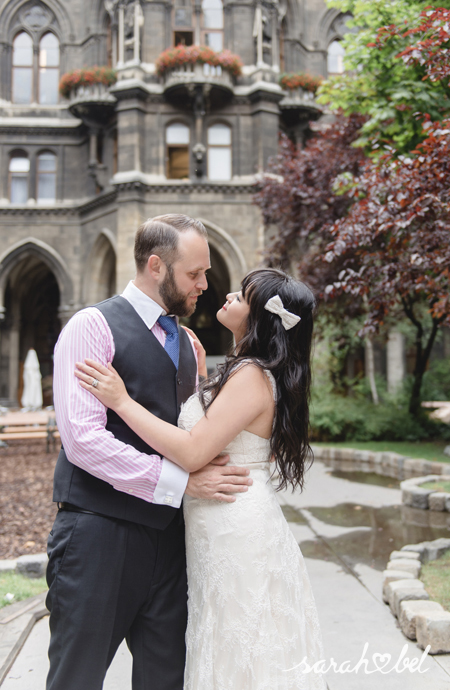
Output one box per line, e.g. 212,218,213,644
159,264,200,317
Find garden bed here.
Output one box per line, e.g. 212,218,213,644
0,441,58,559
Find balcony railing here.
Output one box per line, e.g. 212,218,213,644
163,62,233,92
279,87,321,115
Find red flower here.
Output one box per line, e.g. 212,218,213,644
155,45,243,78
59,66,117,99
279,72,323,94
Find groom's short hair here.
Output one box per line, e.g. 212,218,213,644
134,214,207,272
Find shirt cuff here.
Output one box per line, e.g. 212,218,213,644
152,458,189,508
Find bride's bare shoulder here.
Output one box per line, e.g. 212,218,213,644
226,361,273,398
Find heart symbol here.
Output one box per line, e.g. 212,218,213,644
372,653,391,672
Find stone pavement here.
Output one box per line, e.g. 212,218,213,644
2,459,450,689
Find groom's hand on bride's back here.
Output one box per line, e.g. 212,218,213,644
185,455,253,503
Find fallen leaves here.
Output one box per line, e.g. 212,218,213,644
0,440,58,559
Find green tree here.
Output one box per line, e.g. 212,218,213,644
318,0,450,153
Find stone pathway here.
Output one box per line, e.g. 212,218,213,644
2,460,450,689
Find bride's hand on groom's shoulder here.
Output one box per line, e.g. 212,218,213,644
75,359,130,412
182,326,207,378
185,454,253,503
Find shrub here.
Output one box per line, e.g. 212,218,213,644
59,66,117,99
155,45,243,78
310,386,450,443
422,358,450,402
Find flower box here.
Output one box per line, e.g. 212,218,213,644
279,72,323,95
156,45,243,79
59,66,117,100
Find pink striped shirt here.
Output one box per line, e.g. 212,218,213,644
53,282,197,508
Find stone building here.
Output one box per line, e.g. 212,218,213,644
0,0,349,405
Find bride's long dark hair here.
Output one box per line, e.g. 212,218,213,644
200,268,316,492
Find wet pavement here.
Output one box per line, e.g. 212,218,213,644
2,459,450,689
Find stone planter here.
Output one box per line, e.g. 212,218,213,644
381,538,450,653
311,445,449,480
401,475,450,512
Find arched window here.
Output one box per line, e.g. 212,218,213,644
173,0,194,47
12,33,33,104
202,0,223,51
37,152,57,202
9,155,30,203
327,40,345,75
39,33,60,104
207,123,231,180
166,123,190,179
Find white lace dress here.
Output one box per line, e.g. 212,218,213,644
179,371,326,690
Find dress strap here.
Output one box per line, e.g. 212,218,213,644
263,369,277,404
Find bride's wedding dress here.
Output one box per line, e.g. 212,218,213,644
179,369,327,690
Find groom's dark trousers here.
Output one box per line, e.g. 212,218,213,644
46,296,197,690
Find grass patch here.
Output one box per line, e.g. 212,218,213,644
420,480,450,492
313,440,450,464
0,571,47,609
421,551,450,612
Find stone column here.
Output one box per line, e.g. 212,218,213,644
8,318,20,405
254,5,264,67
118,6,125,66
194,0,202,45
271,7,278,71
134,2,144,63
112,24,118,66
116,195,143,292
387,329,405,394
58,305,78,328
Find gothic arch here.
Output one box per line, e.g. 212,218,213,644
198,218,247,292
83,230,117,305
0,237,73,314
0,0,73,44
90,0,112,31
316,8,352,49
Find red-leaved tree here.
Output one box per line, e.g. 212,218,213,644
324,119,450,415
253,113,367,294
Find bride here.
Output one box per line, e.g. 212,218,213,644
75,267,326,690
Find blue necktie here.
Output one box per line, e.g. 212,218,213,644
157,316,179,370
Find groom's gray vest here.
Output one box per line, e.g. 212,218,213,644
53,295,197,530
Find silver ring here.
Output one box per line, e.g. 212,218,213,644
91,378,99,388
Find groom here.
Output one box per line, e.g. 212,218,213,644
47,214,252,690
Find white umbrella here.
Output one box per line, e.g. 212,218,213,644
21,349,43,410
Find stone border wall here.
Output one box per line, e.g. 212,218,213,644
382,538,450,654
401,475,450,512
311,445,449,480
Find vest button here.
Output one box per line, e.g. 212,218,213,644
177,378,182,385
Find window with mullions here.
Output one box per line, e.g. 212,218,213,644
166,123,190,179
12,32,33,104
11,31,60,104
202,0,223,51
37,152,57,202
9,156,30,203
207,124,231,180
39,33,60,105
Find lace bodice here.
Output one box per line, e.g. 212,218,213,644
178,368,277,469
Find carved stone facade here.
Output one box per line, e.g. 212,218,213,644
0,0,350,405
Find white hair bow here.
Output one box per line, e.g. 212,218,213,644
264,295,301,330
